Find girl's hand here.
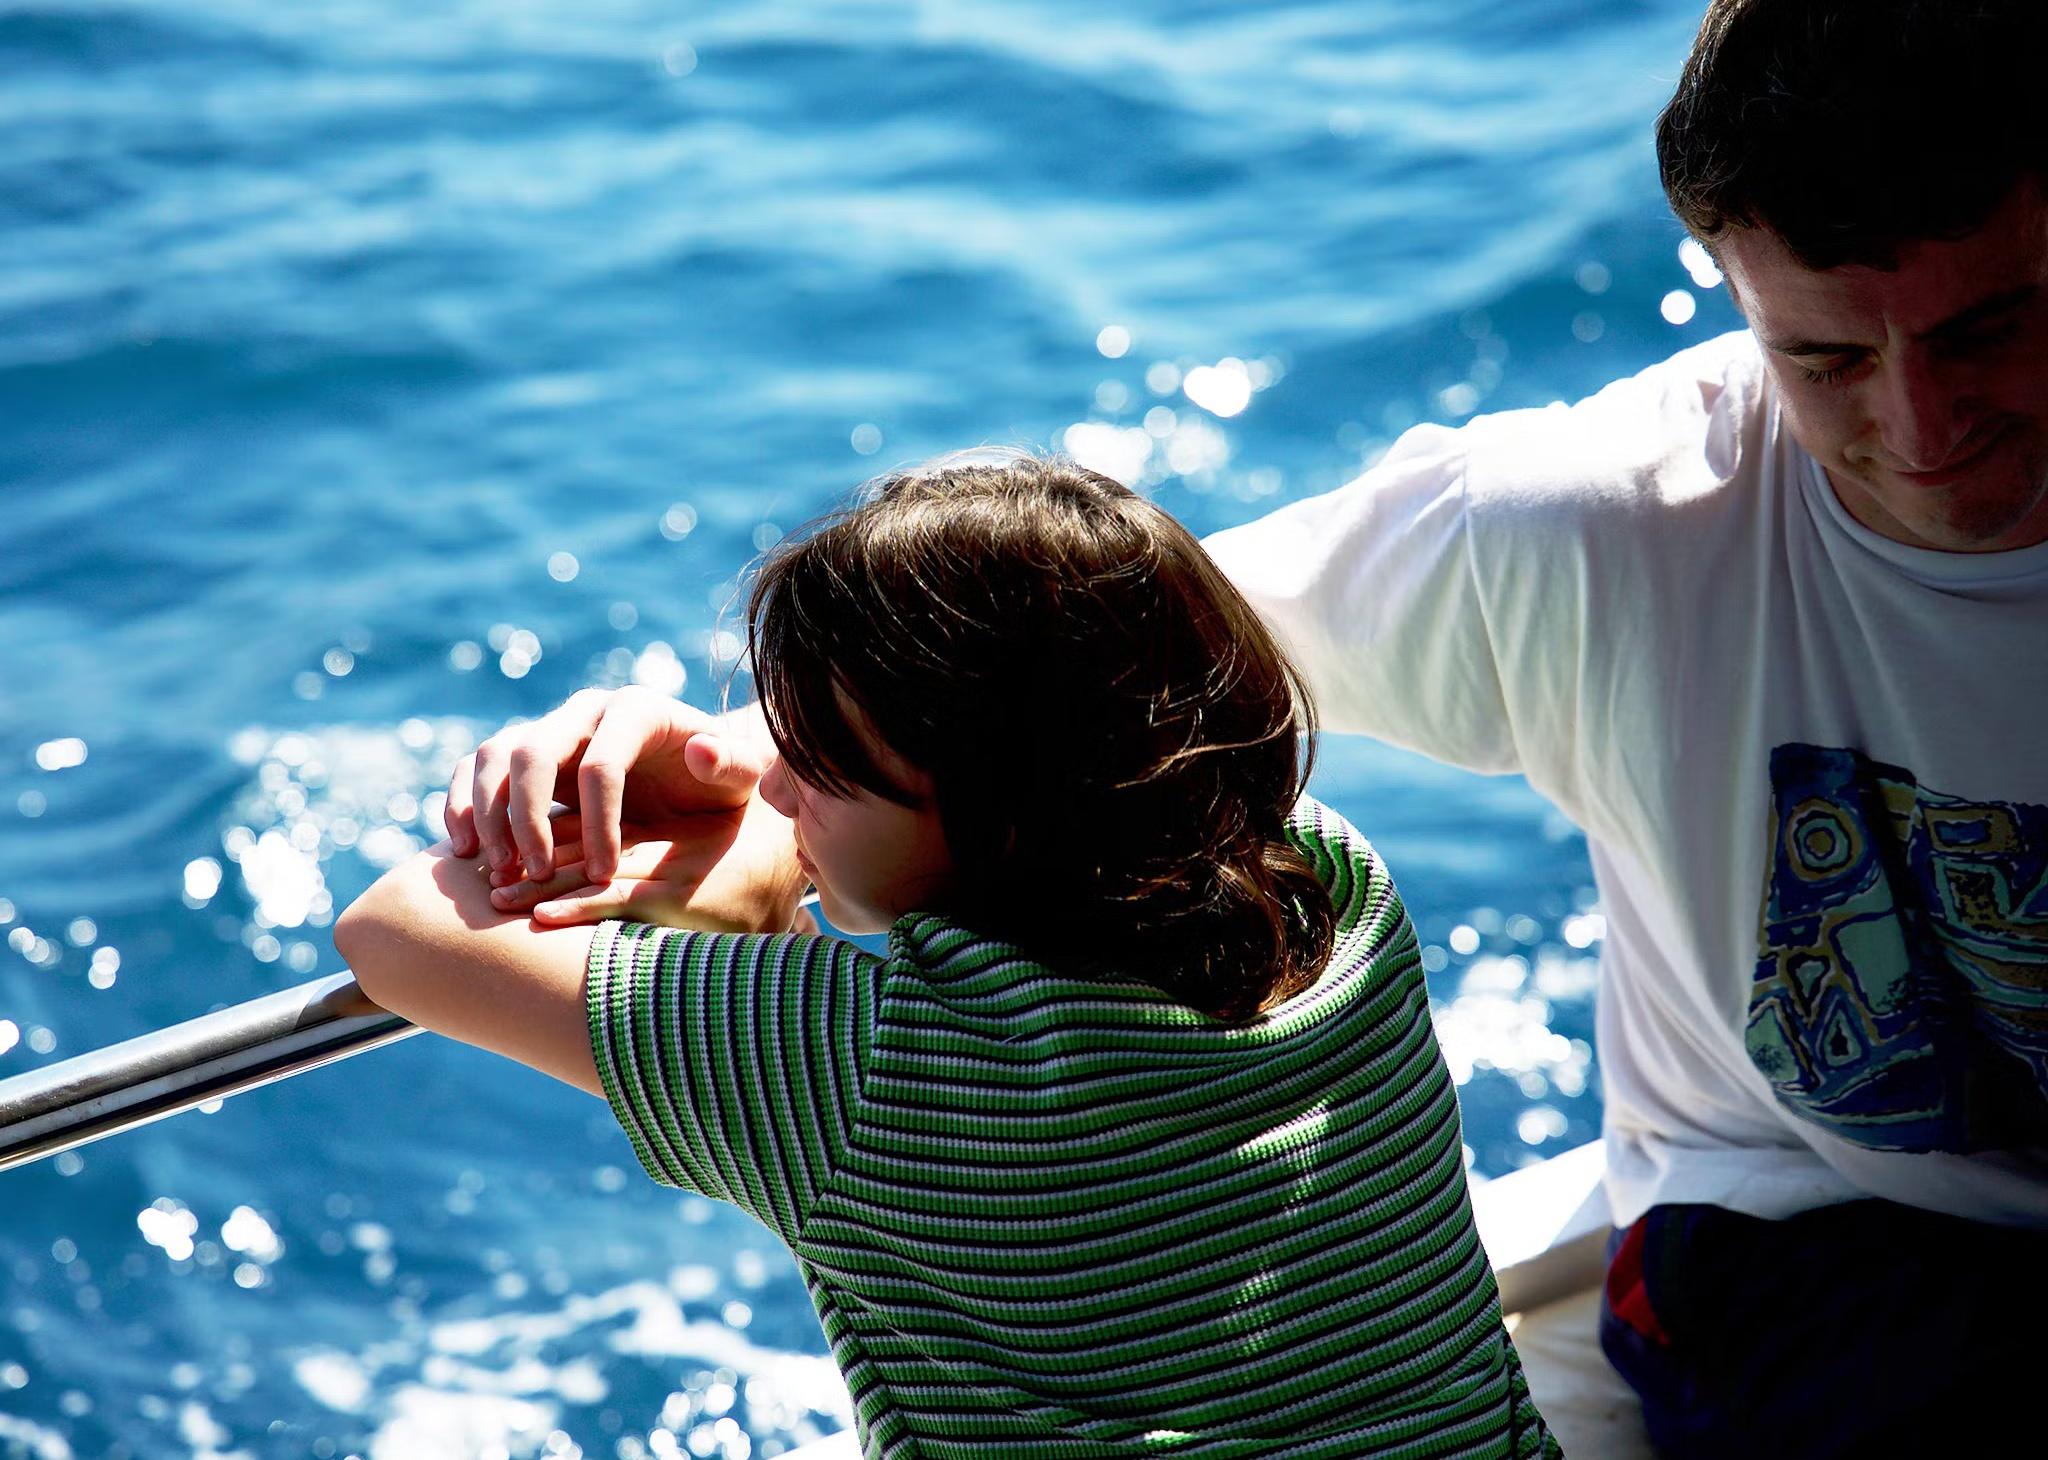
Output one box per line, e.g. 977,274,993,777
485,795,810,934
445,687,773,890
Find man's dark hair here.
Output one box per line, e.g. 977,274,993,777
1657,0,2048,269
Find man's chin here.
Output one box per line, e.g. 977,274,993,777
1840,460,2048,553
1930,472,2048,551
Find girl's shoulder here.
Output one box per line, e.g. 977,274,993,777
874,795,1415,1028
1284,794,1401,931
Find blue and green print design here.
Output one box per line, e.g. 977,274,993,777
1748,743,2048,1153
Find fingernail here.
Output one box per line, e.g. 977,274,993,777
535,901,563,918
527,854,549,879
487,844,510,869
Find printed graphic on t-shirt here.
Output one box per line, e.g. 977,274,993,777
1747,743,2048,1153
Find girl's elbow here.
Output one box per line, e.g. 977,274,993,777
334,877,401,1009
333,852,444,1011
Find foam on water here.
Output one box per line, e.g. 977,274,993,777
285,1271,852,1459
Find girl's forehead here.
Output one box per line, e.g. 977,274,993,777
828,683,934,796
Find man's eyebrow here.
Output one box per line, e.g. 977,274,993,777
1762,331,1859,358
1763,285,2039,358
1923,284,2038,340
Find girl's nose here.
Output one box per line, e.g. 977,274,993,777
758,753,796,818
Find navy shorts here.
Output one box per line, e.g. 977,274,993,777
1598,1199,2048,1458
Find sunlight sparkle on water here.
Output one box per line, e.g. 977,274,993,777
34,738,87,771
222,1206,284,1263
1679,237,1724,289
497,628,543,680
1437,382,1480,418
242,830,323,928
278,1276,858,1459
1164,416,1229,477
1060,423,1152,486
1660,289,1696,325
1516,1106,1570,1146
705,631,744,665
138,1201,199,1262
632,642,688,697
660,504,699,542
183,857,223,905
1095,325,1130,359
1181,358,1252,419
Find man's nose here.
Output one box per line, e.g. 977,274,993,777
1876,351,1976,471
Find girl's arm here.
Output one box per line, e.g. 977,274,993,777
334,843,604,1096
335,786,809,1095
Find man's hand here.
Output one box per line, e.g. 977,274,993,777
484,797,810,933
445,686,773,885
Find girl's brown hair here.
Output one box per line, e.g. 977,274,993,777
746,453,1335,1020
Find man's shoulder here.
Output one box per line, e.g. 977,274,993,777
1458,329,1772,521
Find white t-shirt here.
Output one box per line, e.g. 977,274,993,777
1205,330,2048,1227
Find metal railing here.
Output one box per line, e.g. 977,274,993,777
0,971,1609,1314
0,973,417,1172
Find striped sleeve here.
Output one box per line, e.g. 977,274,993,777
584,922,881,1246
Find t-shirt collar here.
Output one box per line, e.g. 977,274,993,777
1797,448,2048,588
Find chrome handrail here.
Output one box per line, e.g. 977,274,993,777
0,973,418,1172
0,970,1613,1318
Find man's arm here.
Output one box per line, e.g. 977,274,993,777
334,842,604,1096
1200,421,1519,776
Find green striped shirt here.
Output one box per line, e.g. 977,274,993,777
586,798,1559,1458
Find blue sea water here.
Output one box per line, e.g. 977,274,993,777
0,1,1742,1455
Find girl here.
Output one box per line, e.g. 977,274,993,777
337,454,1558,1458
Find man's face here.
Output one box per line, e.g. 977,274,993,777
1718,179,2048,553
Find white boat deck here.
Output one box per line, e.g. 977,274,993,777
1473,1138,1652,1457
1508,1287,1652,1457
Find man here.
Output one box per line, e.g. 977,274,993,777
1200,3,2048,1451
440,1,2048,1452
